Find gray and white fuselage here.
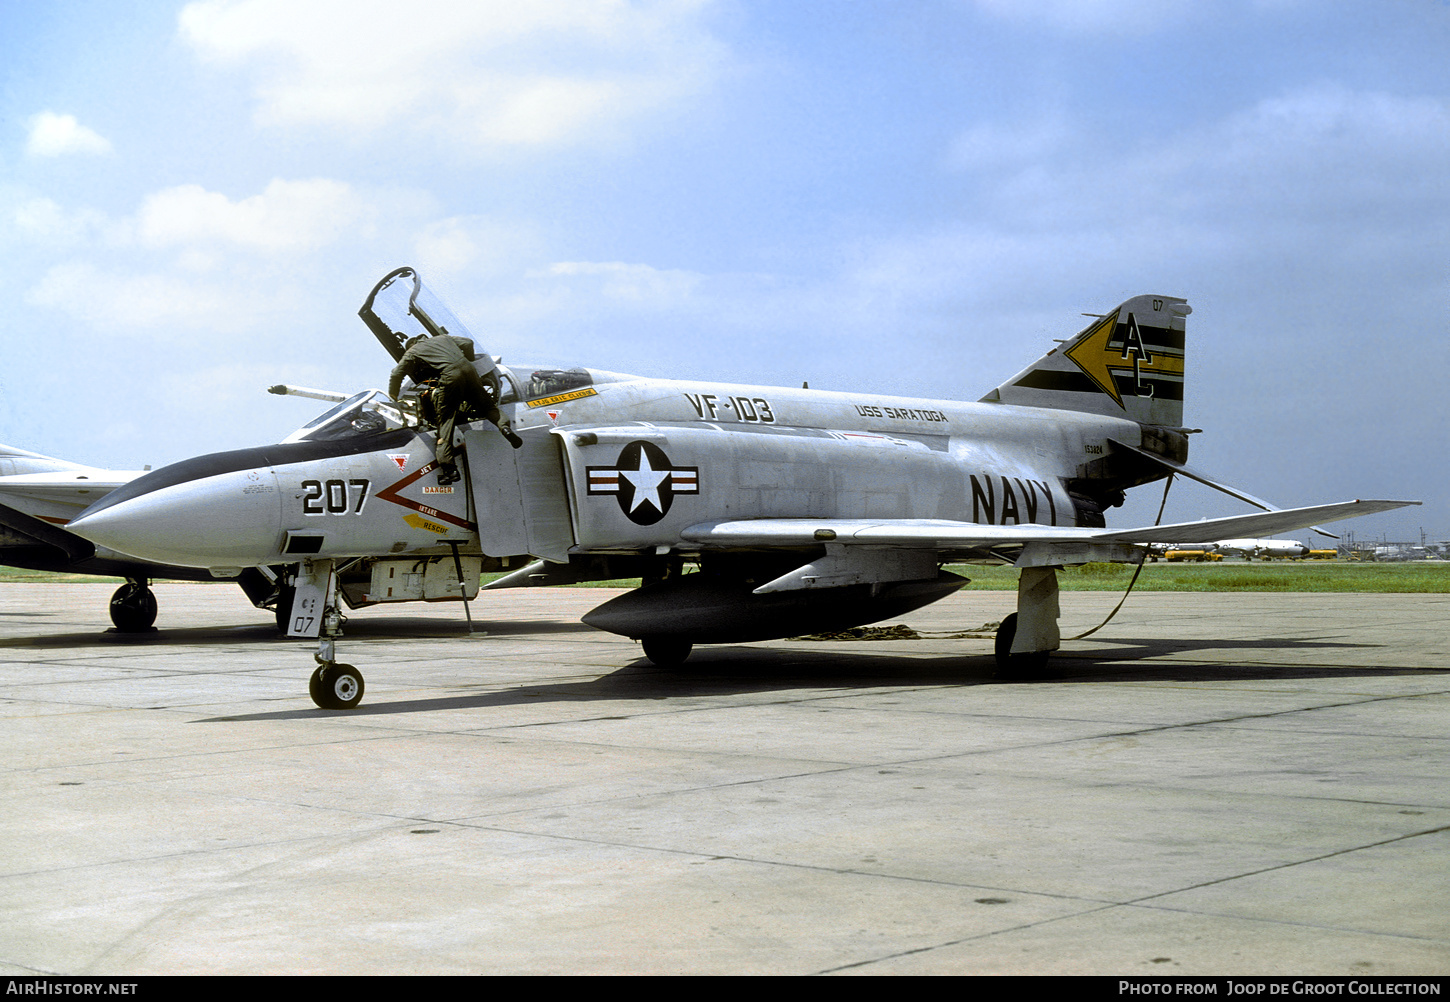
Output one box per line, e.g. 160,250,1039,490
67,368,1141,574
61,276,1419,706
495,371,1132,557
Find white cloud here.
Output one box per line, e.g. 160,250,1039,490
136,178,370,255
24,111,113,157
28,262,251,332
177,0,724,148
8,177,388,265
412,218,481,277
11,196,113,246
10,178,529,365
1211,84,1450,172
14,178,382,339
969,0,1313,36
947,85,1450,241
534,260,703,303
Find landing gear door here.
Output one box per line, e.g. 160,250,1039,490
285,560,334,638
464,426,575,563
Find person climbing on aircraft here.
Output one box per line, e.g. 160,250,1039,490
388,333,523,485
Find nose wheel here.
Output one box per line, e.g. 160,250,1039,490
641,636,693,666
292,558,367,709
109,578,158,632
310,660,365,709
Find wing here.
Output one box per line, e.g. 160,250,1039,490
683,499,1418,552
1097,499,1418,545
0,471,142,537
0,499,96,562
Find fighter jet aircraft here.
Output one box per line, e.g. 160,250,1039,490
0,388,446,632
0,444,271,630
66,267,1418,708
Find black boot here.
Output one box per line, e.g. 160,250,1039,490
437,464,461,486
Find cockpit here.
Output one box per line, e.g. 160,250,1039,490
281,390,406,444
525,368,594,400
355,266,613,417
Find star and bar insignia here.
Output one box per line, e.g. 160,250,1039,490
586,440,698,526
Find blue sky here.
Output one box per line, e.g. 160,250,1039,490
3,0,1446,544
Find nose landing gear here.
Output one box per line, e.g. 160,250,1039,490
109,577,158,633
310,653,365,710
287,558,369,710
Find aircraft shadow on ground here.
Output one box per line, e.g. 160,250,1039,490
199,633,1444,724
0,616,594,649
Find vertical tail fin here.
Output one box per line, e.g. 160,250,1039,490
980,295,1190,427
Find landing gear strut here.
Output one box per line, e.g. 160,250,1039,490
109,577,157,632
273,582,295,634
993,613,1050,676
993,565,1060,678
291,558,367,710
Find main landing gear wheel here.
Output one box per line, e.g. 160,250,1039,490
993,613,1050,678
310,664,365,709
109,581,158,632
641,636,692,666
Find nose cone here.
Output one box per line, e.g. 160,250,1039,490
69,470,282,569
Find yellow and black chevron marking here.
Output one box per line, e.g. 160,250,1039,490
1062,311,1184,408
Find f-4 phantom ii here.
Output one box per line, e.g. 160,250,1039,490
66,267,1418,708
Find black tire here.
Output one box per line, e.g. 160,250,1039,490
993,613,1049,677
641,636,692,666
109,582,158,632
310,664,365,709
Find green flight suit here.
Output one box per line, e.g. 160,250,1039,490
388,336,500,468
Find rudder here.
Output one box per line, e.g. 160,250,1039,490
981,295,1190,428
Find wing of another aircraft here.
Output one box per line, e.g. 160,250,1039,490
0,499,96,561
0,446,146,563
0,388,403,633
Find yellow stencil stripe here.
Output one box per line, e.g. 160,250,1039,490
404,513,450,534
526,387,599,408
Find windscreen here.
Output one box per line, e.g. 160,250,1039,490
281,390,404,444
